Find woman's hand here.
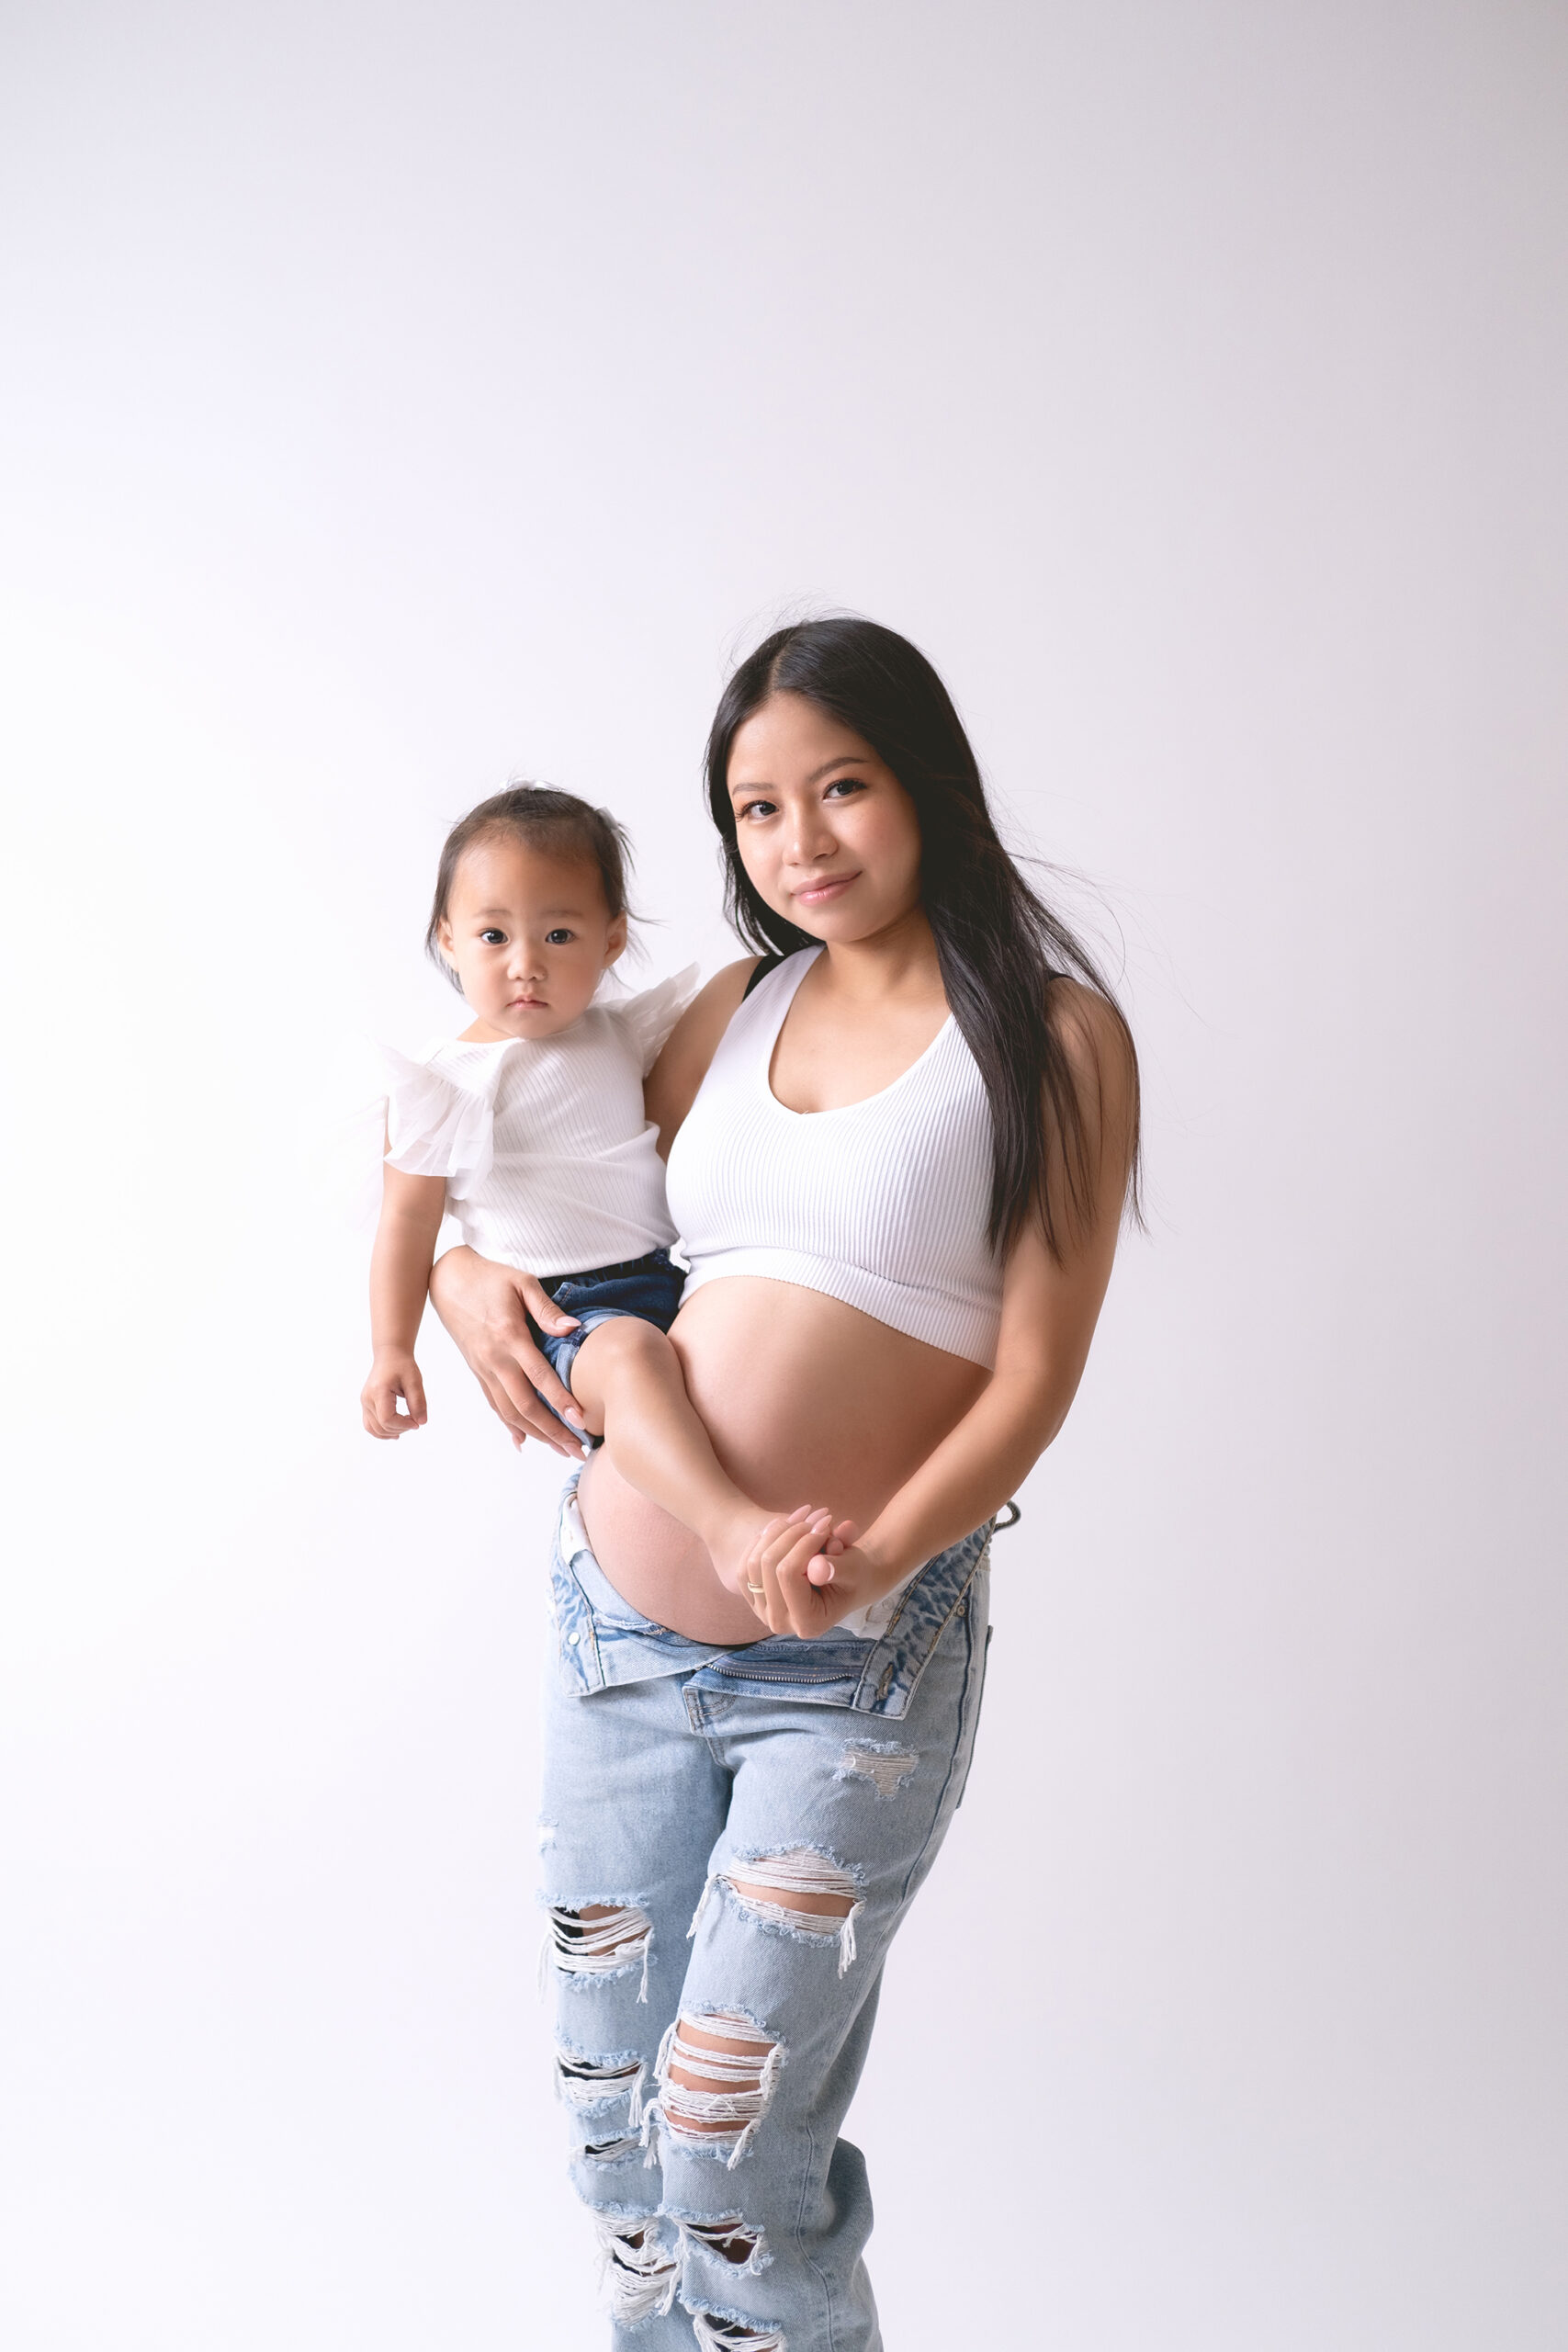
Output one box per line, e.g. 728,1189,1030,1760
740,1508,872,1638
426,1247,588,1457
361,1348,428,1439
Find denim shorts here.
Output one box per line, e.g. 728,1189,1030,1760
528,1248,685,1410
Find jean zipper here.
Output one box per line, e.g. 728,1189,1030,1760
705,1661,856,1685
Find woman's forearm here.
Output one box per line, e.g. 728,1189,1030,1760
857,1362,1077,1582
858,1156,1123,1588
426,1243,587,1449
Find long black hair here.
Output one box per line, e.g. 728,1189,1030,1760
704,617,1141,1261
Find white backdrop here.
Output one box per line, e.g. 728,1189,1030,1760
3,5,1565,2346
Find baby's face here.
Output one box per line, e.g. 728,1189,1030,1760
439,831,626,1043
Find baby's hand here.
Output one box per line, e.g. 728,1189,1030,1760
362,1350,428,1439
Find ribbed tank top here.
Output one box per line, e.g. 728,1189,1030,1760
667,948,1002,1368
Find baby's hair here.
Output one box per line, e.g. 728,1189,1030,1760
425,783,634,990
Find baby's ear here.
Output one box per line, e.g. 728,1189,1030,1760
604,911,629,964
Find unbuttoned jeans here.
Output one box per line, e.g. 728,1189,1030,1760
540,1480,993,2350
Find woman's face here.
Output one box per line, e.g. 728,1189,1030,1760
726,693,924,944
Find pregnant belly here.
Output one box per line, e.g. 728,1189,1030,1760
576,1276,987,1641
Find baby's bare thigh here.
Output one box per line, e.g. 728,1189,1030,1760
569,1317,681,1419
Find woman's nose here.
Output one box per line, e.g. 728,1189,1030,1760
785,806,835,863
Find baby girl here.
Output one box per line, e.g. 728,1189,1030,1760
360,783,797,1596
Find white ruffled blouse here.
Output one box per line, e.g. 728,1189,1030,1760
380,967,698,1279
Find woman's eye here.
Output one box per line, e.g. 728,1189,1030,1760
738,797,777,821
545,928,574,945
479,929,506,945
824,775,865,799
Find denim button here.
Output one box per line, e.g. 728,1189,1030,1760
568,1631,580,1646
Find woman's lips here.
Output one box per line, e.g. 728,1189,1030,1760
792,872,858,905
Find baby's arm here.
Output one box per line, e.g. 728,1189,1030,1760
361,1161,447,1439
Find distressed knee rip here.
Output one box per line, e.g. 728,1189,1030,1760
642,2009,783,2170
544,1900,652,2000
692,1849,863,1975
592,2213,679,2324
679,2214,766,2270
556,2047,647,2122
593,2213,778,2335
691,2314,787,2351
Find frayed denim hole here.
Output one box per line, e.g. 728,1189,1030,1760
718,1849,863,1975
642,2010,783,2174
688,2303,788,2350
543,1901,653,2002
592,2212,679,2324
676,2213,770,2275
556,2048,647,2124
833,1741,919,1797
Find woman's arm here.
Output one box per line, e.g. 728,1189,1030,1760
427,959,758,1449
643,958,756,1156
425,1247,587,1454
750,986,1140,1631
361,1166,447,1438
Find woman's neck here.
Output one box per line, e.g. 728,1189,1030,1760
812,906,943,1009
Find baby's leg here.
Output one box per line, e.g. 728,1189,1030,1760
568,1319,784,1598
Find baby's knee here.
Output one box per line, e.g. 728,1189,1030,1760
575,1316,670,1383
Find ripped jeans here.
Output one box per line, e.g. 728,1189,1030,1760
540,1482,993,2350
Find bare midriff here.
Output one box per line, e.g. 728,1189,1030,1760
576,1276,988,1642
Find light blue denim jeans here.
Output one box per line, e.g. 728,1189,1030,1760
540,1477,993,2350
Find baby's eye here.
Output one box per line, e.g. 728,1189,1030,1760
545,928,575,945
479,928,506,945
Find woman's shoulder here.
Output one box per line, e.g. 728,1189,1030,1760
1044,975,1134,1072
642,957,764,1147
1041,976,1141,1204
665,956,764,1053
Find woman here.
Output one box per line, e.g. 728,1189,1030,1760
431,618,1139,2349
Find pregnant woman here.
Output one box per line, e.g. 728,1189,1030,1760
430,617,1140,2350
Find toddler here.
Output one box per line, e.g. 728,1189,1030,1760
360,784,786,1594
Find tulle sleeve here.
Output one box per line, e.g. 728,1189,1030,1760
379,1044,500,1198
611,965,703,1076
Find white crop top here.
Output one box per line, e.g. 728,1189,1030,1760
667,949,1003,1368
380,968,697,1279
